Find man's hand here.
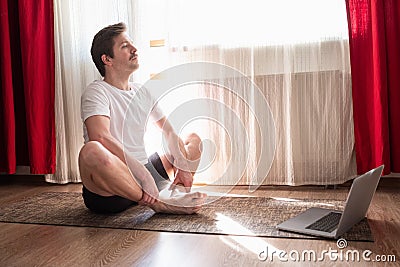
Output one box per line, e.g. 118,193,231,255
139,179,159,205
169,168,193,192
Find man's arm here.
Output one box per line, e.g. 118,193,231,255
85,115,159,204
154,117,194,191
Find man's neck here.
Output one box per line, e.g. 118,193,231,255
103,73,131,91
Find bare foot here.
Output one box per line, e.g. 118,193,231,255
149,192,207,214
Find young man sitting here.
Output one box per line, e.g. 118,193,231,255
79,22,207,214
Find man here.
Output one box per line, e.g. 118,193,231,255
79,22,206,214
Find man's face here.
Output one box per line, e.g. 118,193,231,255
109,32,139,74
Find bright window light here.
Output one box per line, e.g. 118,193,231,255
161,0,349,47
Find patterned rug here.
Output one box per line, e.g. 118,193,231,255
0,192,373,241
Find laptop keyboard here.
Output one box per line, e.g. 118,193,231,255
306,212,342,233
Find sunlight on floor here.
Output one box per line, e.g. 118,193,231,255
215,213,281,258
271,197,335,207
271,197,301,202
149,234,186,266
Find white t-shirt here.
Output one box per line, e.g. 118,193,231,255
81,80,164,164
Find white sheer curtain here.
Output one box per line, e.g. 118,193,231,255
144,0,357,185
50,0,356,185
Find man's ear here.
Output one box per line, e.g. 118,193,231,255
101,54,112,65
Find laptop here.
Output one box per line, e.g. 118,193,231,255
276,165,384,239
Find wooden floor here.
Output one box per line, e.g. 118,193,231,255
0,177,399,267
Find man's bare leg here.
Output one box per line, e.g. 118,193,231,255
153,132,207,213
79,141,206,214
79,141,143,201
160,132,203,180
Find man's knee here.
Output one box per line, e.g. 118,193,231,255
185,133,201,145
184,133,202,160
79,141,111,168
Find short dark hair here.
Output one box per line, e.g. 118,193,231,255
90,22,127,77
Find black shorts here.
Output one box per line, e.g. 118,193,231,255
82,152,170,214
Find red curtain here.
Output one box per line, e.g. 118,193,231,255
346,0,400,175
0,0,55,174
